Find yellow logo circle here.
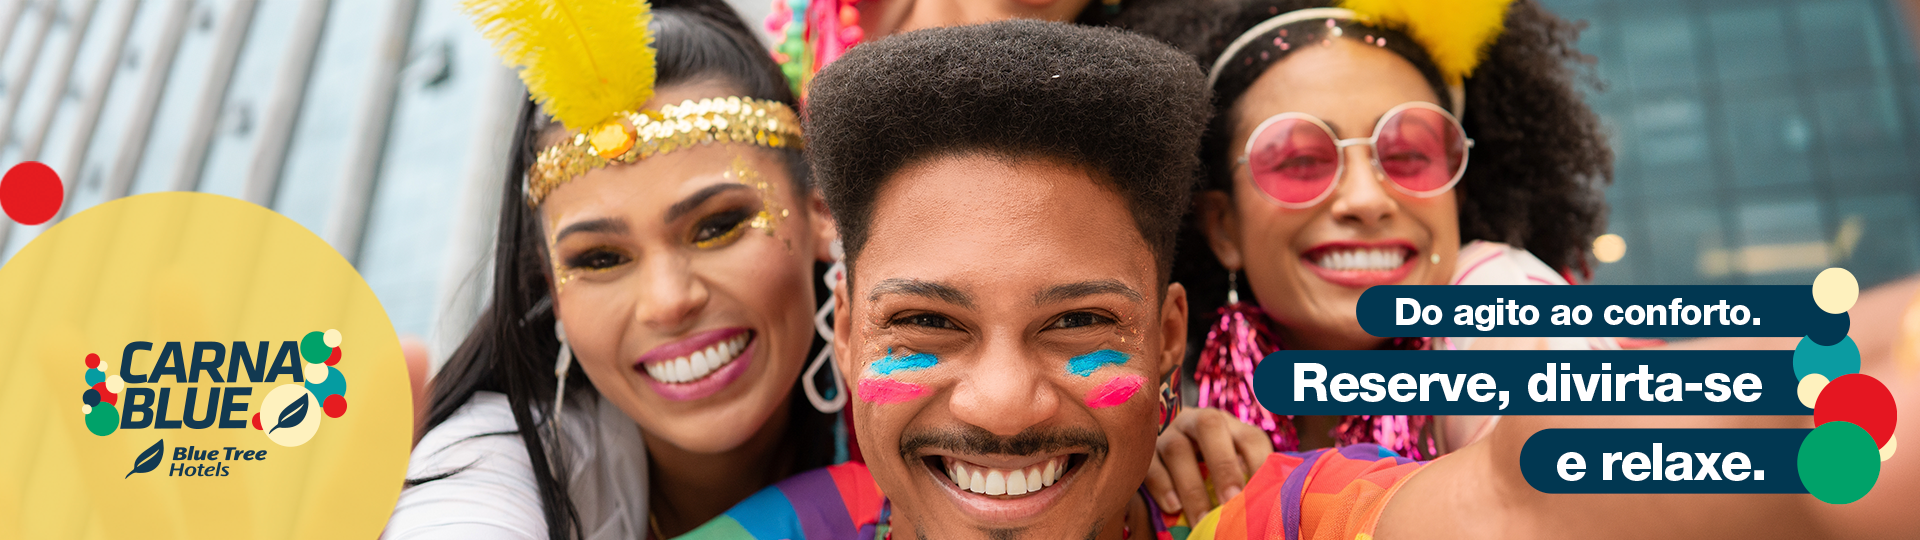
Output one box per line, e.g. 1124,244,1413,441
0,193,412,538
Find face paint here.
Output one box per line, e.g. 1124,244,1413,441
859,349,936,404
727,154,787,240
1084,374,1145,409
858,378,929,404
869,349,937,375
1065,349,1129,377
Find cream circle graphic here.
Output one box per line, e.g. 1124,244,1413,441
259,384,324,447
1812,267,1859,314
1882,434,1899,462
105,374,123,393
1797,373,1830,409
305,362,331,384
325,328,342,348
1592,233,1626,263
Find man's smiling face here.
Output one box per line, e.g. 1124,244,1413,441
833,153,1186,539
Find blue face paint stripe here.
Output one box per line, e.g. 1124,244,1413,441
869,352,937,376
1066,349,1129,377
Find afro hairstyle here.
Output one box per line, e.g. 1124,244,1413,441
805,19,1212,285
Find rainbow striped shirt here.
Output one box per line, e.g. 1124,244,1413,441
1186,444,1430,540
677,461,1177,539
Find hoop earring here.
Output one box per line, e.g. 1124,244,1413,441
803,240,849,413
551,319,573,443
1158,365,1181,435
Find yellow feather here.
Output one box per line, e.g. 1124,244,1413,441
1340,0,1514,84
462,0,657,131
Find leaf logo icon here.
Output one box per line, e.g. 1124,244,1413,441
127,439,163,478
270,393,309,434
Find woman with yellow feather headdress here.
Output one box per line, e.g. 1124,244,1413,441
386,1,847,539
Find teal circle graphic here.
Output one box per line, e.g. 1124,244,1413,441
300,331,330,364
84,368,103,386
305,366,347,401
1793,336,1861,381
1798,421,1881,504
85,403,118,436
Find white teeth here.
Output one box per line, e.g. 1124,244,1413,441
983,471,1006,496
645,334,751,383
1315,247,1409,271
946,456,1069,497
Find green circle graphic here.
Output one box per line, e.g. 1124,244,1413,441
300,331,330,364
85,404,118,436
1799,421,1881,504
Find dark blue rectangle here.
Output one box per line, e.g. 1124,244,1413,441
1250,350,1808,415
1520,429,1810,494
1356,285,1843,339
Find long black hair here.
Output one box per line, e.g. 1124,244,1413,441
415,2,833,539
1131,0,1612,358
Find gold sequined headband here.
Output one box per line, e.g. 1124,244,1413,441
525,96,804,206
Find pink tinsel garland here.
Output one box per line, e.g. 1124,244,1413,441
1195,302,1439,460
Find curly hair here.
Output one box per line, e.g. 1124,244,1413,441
805,19,1212,283
1129,0,1612,333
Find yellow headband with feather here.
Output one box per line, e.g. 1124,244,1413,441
462,0,804,206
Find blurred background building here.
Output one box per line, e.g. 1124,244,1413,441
1545,0,1920,293
0,0,1915,368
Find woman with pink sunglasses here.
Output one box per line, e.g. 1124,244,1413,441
1129,0,1617,523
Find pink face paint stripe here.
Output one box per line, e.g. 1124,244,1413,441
858,378,929,404
1083,374,1146,409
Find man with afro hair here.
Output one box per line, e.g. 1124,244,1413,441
677,18,1222,540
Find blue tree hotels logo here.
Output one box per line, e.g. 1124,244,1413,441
81,329,353,454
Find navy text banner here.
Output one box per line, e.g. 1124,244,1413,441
1356,285,1847,344
1519,429,1812,494
1251,350,1807,415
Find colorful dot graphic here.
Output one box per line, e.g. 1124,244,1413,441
263,328,349,446
77,353,118,437
0,161,63,225
1790,268,1899,504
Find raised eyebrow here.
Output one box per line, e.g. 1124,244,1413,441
867,278,975,309
1033,279,1144,306
553,217,628,243
664,183,751,223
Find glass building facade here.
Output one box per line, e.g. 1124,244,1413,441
1542,0,1920,289
1,0,1915,369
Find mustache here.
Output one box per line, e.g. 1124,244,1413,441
898,424,1109,461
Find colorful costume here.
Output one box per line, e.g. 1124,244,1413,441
1186,444,1429,540
677,462,1178,540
